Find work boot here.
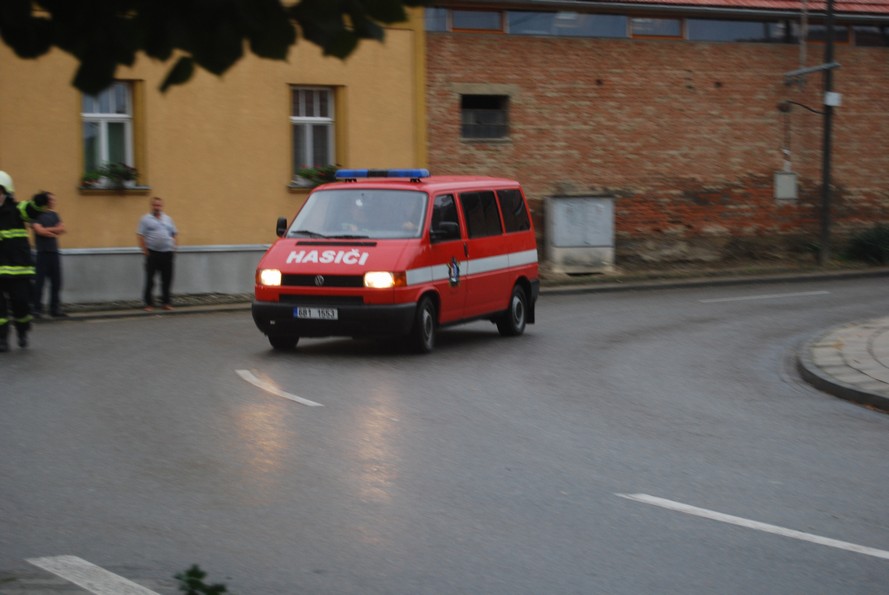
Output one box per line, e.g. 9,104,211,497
14,321,30,349
0,326,8,353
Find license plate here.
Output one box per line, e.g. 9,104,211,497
293,307,338,320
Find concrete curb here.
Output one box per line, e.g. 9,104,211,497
796,321,889,413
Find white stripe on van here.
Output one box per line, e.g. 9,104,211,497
403,249,537,287
509,249,539,267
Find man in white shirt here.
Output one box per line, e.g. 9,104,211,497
137,196,177,311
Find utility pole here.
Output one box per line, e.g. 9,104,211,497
819,0,836,265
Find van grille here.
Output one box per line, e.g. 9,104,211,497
282,274,364,288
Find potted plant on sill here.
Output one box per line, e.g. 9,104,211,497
98,162,139,189
80,170,103,188
294,164,338,188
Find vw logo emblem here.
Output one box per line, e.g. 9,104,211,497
314,275,325,286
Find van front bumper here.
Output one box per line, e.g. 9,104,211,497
252,300,417,338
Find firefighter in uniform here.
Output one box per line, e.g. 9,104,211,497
0,171,48,351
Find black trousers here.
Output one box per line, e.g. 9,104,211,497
143,250,174,306
32,251,62,314
0,277,32,333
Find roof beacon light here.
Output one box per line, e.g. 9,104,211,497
335,168,430,182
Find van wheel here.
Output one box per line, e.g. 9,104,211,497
410,296,436,353
268,335,299,351
497,285,528,337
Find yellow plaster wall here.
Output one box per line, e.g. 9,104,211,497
0,11,425,249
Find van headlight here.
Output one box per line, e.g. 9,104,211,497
258,269,282,286
364,271,406,289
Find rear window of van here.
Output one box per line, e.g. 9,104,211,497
497,188,531,232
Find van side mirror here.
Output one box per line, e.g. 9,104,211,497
276,217,288,238
431,221,460,242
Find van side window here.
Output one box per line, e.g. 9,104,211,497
460,190,503,238
432,194,461,240
497,188,531,232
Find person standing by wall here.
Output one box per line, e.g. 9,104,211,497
30,191,66,318
137,196,177,312
0,171,48,351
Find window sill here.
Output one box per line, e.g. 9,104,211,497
78,185,151,195
460,137,512,144
288,182,314,192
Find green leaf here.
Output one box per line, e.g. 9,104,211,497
242,0,296,59
362,0,408,24
323,30,359,59
160,56,195,93
0,0,53,59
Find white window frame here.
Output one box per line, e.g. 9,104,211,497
81,81,134,173
291,86,335,181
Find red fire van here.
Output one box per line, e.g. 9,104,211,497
252,169,539,353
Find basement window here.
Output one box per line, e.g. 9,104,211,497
461,95,509,140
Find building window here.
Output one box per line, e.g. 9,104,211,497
630,17,682,38
452,10,503,32
508,11,628,38
82,81,133,175
687,19,785,42
854,25,889,46
806,24,850,44
291,87,335,177
461,95,509,139
425,7,449,32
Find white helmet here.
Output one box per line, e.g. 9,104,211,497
0,170,13,195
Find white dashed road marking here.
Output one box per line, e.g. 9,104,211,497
236,369,324,407
699,290,830,303
26,556,160,594
618,493,889,561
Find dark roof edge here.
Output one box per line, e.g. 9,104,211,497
441,1,889,23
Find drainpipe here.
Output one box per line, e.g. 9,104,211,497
818,0,835,265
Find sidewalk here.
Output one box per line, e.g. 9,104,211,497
37,264,889,412
797,317,889,412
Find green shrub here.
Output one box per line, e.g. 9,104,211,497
175,564,230,595
845,224,889,264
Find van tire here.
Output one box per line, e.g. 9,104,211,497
410,296,436,353
497,285,528,337
268,335,299,351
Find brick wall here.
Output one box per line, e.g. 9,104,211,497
426,33,889,263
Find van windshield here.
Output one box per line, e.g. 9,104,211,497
287,189,427,240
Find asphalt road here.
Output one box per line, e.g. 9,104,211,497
2,276,888,594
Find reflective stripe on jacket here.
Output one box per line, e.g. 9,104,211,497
0,197,43,278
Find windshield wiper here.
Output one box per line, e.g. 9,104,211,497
328,233,370,239
289,229,328,238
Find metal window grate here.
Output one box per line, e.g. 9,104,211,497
461,108,508,139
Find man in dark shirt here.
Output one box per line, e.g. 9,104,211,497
30,191,66,318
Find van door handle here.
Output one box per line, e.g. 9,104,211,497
463,243,469,258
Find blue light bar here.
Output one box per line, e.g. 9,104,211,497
335,168,430,180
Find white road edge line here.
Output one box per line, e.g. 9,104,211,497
236,369,323,407
699,290,830,304
26,555,160,595
617,493,889,561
